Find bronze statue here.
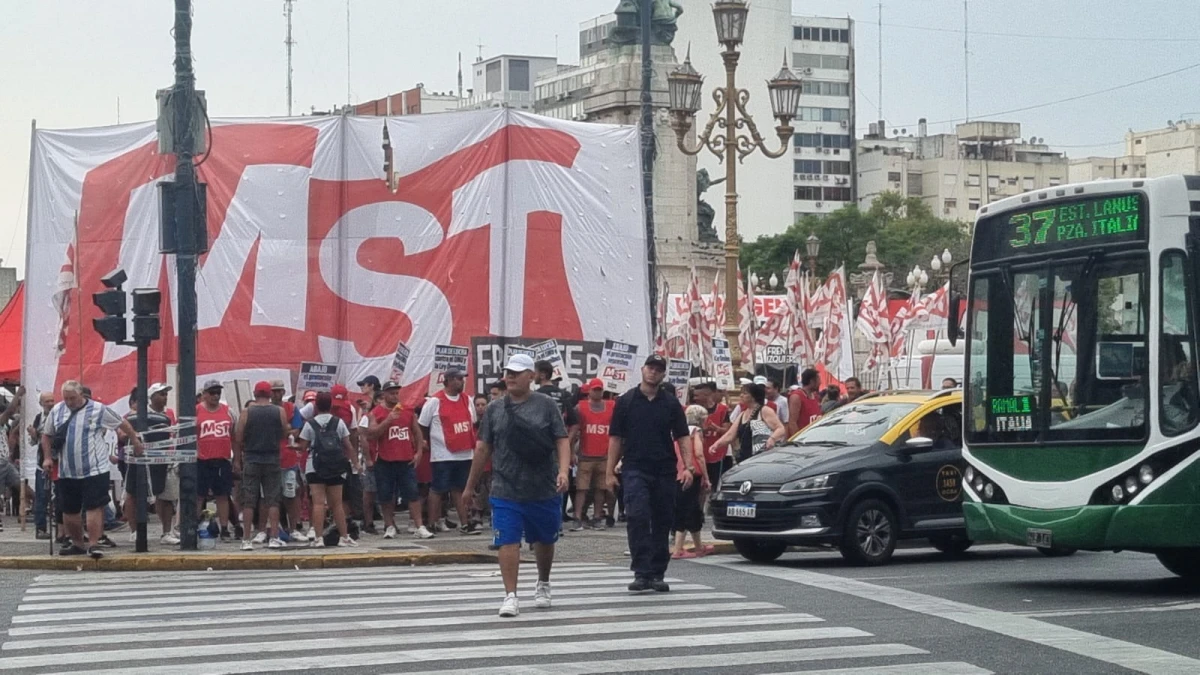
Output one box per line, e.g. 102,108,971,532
612,0,684,46
696,169,725,243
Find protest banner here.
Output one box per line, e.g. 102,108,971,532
390,340,411,383
296,362,338,393
598,339,637,394
428,345,470,395
667,359,692,404
712,338,735,391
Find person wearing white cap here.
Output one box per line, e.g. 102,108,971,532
465,353,570,618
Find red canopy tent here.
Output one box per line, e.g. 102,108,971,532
0,282,24,383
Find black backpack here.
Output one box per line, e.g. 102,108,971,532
307,417,350,480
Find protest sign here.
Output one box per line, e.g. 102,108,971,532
296,362,338,393
598,339,637,394
667,359,692,404
390,341,411,383
428,345,470,395
712,338,735,391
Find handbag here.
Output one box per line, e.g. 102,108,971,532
50,406,84,462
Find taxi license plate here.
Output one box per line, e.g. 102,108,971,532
1027,528,1053,548
726,502,756,518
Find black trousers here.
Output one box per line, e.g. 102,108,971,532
623,468,677,580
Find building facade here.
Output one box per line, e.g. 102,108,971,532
790,16,856,221
353,85,463,117
857,120,1069,223
462,54,559,112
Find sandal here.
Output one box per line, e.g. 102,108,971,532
697,544,715,557
670,550,685,559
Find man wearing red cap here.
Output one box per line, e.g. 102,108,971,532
270,381,308,544
572,378,614,531
234,381,291,550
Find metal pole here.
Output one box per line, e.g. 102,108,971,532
285,0,295,116
641,0,658,338
135,344,149,553
173,0,200,550
722,44,741,374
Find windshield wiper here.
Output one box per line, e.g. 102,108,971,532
795,440,850,447
1051,252,1102,394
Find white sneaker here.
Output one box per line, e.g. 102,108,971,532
291,529,309,543
307,527,318,541
414,526,434,539
128,531,137,543
252,531,267,545
534,581,552,608
498,593,519,618
383,526,397,539
267,537,284,549
160,532,181,545
339,536,359,548
311,537,325,548
406,526,418,535
240,540,254,551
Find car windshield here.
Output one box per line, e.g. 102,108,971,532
793,402,919,445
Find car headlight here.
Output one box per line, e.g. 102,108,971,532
779,473,838,495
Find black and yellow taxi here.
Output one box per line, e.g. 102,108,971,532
711,389,968,566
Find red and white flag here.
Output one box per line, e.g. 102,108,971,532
708,271,723,346
52,241,77,358
686,268,712,371
785,251,814,367
737,264,756,369
816,266,854,381
857,270,892,373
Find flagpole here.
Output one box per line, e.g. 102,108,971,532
74,211,82,382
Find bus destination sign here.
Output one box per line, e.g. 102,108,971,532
976,192,1145,261
988,395,1034,432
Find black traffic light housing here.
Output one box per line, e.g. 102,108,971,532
131,289,162,343
92,270,129,344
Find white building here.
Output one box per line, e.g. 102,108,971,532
790,16,856,220
857,120,1068,223
462,54,559,112
676,0,801,241
1068,121,1200,183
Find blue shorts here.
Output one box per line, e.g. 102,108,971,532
375,460,419,504
491,496,562,547
432,459,472,493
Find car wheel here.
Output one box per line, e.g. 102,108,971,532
839,499,897,566
733,539,787,563
1036,546,1077,557
1156,549,1200,580
930,536,972,556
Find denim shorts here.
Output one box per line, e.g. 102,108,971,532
491,496,561,547
431,459,472,494
375,460,419,504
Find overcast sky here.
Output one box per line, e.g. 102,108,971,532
1,0,1196,278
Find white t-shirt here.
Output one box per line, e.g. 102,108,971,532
418,393,477,463
772,395,790,424
299,413,350,475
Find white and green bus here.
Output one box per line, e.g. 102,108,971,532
949,175,1200,578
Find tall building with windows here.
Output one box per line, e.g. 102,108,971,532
790,16,856,220
462,54,559,111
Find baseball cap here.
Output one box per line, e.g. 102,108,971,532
253,381,273,397
302,390,318,403
148,383,172,397
443,368,465,380
644,354,668,370
753,375,769,386
331,384,349,402
503,354,535,373
202,379,223,392
356,374,381,389
581,377,604,392
269,379,286,391
381,380,402,391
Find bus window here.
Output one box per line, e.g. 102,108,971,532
1159,251,1199,436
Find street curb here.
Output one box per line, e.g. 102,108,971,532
0,551,497,572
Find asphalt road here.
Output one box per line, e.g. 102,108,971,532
0,543,1196,674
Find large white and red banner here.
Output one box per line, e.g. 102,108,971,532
23,110,650,410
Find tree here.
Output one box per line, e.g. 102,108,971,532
739,192,970,289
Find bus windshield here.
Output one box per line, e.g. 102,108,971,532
966,254,1148,444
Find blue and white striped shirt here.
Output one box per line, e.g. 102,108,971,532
41,400,124,480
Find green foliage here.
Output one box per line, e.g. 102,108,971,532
739,192,971,288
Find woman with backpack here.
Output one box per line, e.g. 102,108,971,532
298,392,361,547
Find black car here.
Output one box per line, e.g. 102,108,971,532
711,390,969,566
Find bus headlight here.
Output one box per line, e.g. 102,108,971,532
983,483,995,499
1111,484,1125,502
964,467,975,483
1124,476,1139,495
1139,464,1154,485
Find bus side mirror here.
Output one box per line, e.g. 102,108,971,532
947,259,968,347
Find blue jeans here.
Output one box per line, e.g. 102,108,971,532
622,467,678,580
34,469,50,532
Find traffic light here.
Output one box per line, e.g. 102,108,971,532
92,269,128,344
131,289,162,343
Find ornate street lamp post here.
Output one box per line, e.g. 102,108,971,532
805,233,821,290
667,0,802,373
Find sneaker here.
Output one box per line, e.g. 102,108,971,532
160,532,181,546
628,577,651,592
362,523,379,535
56,535,70,546
87,546,104,560
568,520,585,532
650,578,671,593
383,526,397,539
414,526,435,539
268,537,285,549
307,527,318,542
617,513,627,523
339,536,359,548
591,518,607,531
534,581,552,608
240,540,254,551
233,523,245,540
605,515,616,528
35,530,51,540
252,531,268,545
96,535,118,549
311,537,325,548
58,545,87,557
128,531,138,544
498,593,520,618
406,526,418,535
219,529,232,543
459,522,482,536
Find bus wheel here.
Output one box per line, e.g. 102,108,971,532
1156,549,1200,579
733,539,787,563
1036,546,1077,557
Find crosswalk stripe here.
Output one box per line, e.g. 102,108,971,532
12,583,716,623
768,663,991,675
376,648,953,675
0,615,848,670
18,575,682,612
52,629,896,675
23,569,641,602
29,562,610,587
1,601,797,651
6,590,749,636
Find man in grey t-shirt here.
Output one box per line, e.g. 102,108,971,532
465,353,569,618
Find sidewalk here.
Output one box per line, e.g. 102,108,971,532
0,516,733,570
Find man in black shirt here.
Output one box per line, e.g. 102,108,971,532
607,355,692,592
